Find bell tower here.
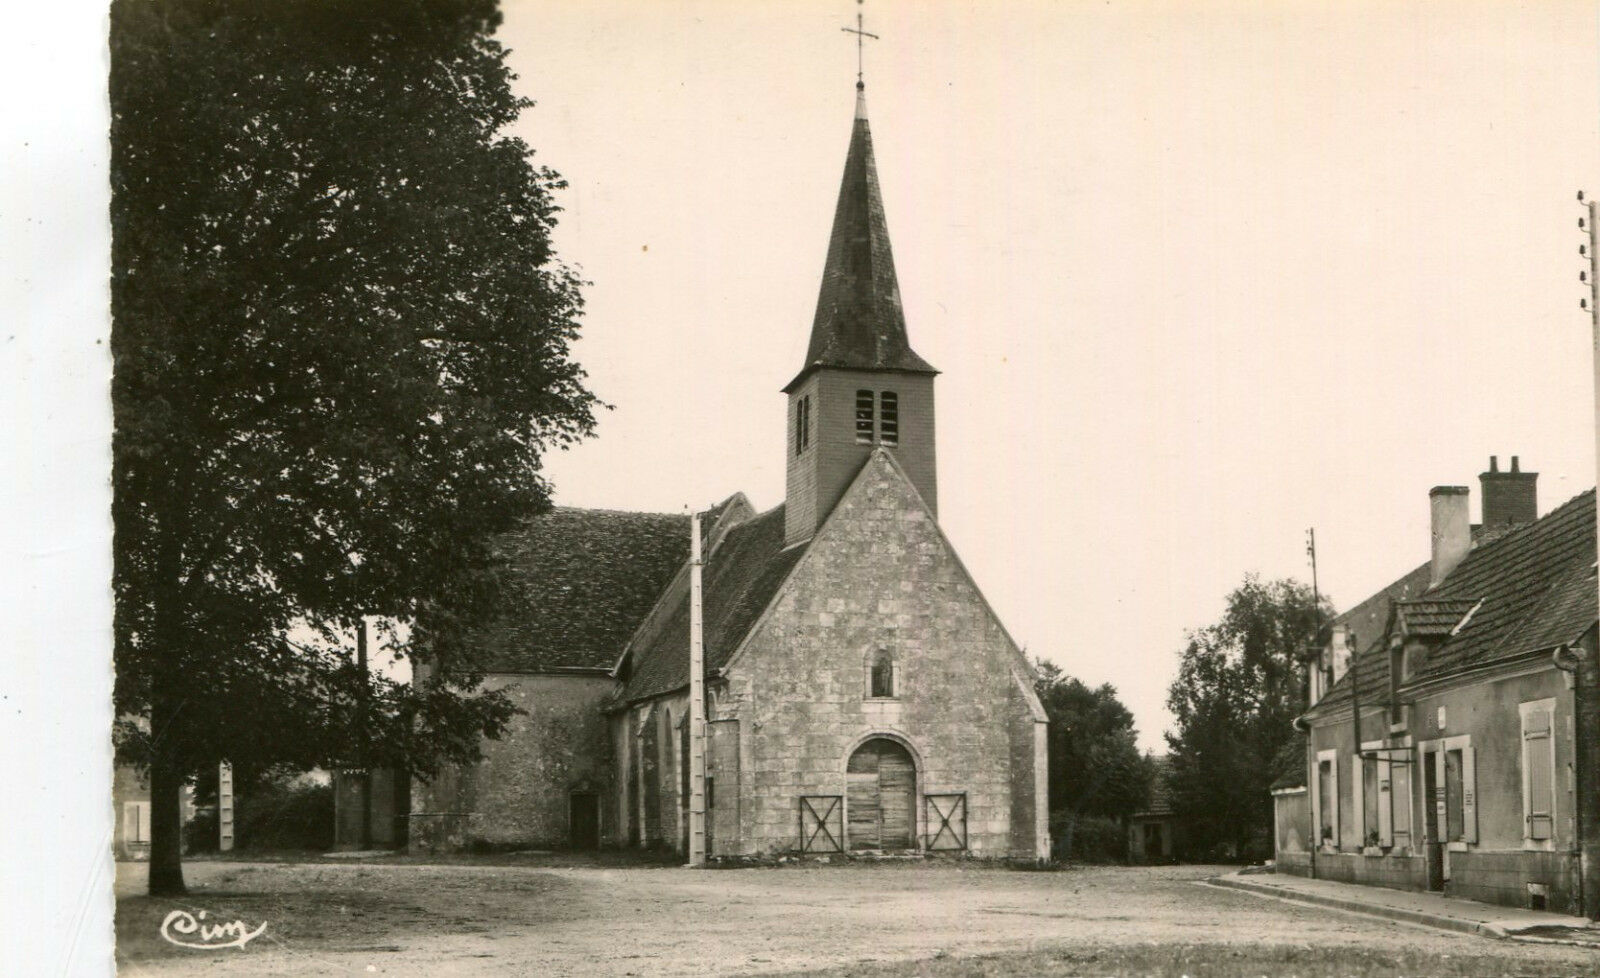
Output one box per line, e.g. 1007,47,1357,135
783,82,938,547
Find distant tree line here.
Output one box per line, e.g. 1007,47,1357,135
1164,575,1328,861
1033,660,1152,861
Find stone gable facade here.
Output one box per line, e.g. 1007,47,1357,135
714,451,1047,856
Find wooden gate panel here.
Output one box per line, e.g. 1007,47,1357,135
799,795,844,853
924,793,967,850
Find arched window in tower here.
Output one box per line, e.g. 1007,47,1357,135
869,649,895,698
878,392,898,446
855,389,875,443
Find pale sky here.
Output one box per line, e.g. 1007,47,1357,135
10,1,1596,965
497,0,1600,750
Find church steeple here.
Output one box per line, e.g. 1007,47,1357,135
783,86,937,394
783,79,939,547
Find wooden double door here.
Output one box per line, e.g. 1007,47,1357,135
847,738,916,850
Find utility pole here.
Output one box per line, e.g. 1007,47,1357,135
357,615,372,851
1575,192,1600,917
687,512,707,867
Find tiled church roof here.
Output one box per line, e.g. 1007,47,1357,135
784,89,936,393
469,507,693,672
620,504,809,704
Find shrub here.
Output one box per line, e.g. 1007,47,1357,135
182,778,334,853
239,781,333,851
1050,812,1126,863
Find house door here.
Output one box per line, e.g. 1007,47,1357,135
1422,746,1444,891
847,738,916,850
570,791,599,850
1144,822,1164,861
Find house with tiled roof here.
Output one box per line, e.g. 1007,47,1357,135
408,81,1050,860
1281,458,1598,916
1128,755,1183,863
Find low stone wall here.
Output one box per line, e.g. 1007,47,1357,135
1275,852,1313,877
1447,849,1580,915
1313,850,1426,891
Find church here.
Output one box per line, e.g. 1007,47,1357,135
408,79,1050,860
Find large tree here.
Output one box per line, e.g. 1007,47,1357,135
1164,576,1330,858
110,0,597,894
1034,660,1150,856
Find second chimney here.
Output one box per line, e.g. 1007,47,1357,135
1480,455,1538,527
1430,485,1471,589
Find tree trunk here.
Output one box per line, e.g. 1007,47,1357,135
147,688,187,896
145,511,191,897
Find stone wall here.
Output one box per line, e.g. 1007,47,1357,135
722,451,1046,857
1273,788,1310,856
1448,849,1580,914
1276,852,1314,877
1313,851,1428,892
410,673,615,851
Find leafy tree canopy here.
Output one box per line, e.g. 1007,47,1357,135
1163,575,1330,859
111,0,597,892
1034,660,1150,823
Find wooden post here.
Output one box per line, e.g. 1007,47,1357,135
687,513,708,867
218,761,235,852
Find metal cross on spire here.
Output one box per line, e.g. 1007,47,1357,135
841,0,879,91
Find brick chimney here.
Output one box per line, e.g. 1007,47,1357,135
1479,455,1538,528
1429,486,1471,589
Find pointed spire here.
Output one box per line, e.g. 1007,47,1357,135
784,91,936,392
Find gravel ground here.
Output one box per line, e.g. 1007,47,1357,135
112,859,1600,977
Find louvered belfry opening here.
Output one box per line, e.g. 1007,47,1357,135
846,738,916,850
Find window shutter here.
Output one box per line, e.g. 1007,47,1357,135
1391,760,1412,848
1377,757,1394,847
1311,760,1322,844
1350,754,1363,847
1524,707,1554,840
1461,746,1478,844
1433,749,1448,841
1331,758,1340,846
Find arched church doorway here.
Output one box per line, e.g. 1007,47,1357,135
846,738,916,850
